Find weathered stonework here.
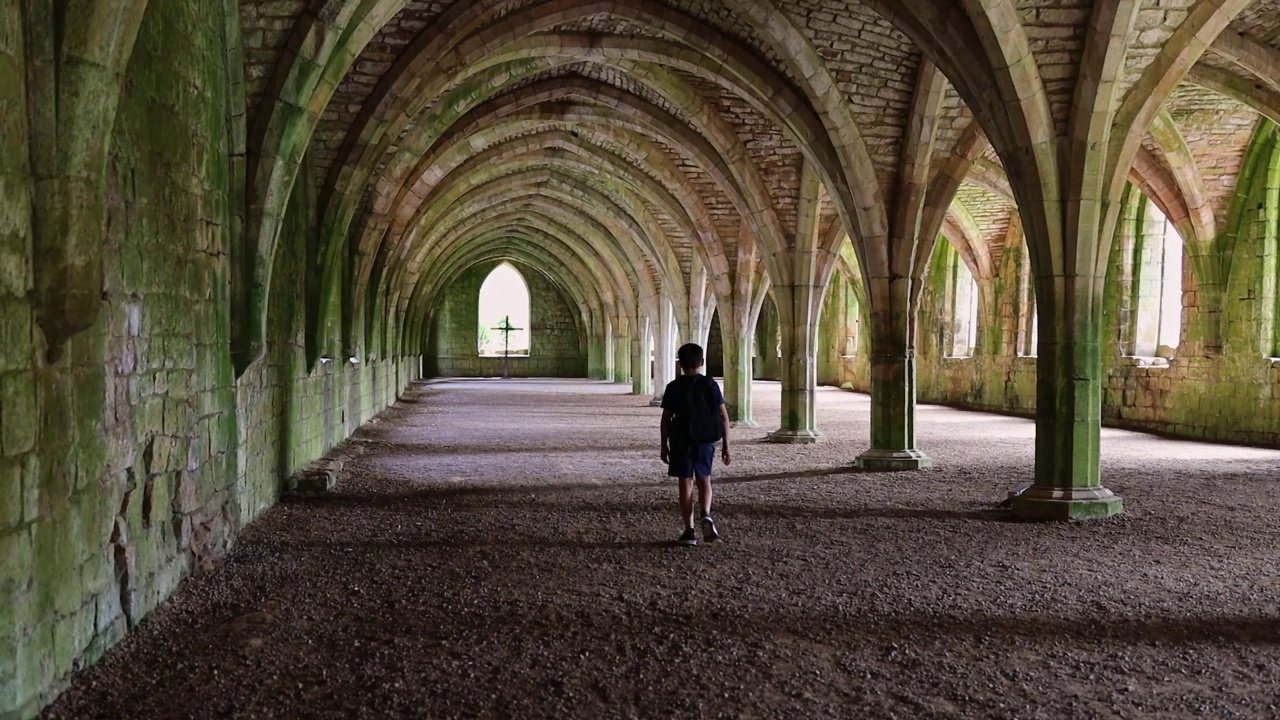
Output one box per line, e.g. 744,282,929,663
10,0,1280,716
0,4,419,717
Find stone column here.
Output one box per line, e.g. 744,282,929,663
631,318,652,396
650,299,674,406
601,320,615,381
754,300,780,380
768,284,821,443
1011,274,1123,520
721,332,757,427
585,314,601,379
613,330,631,384
587,313,613,381
855,277,932,469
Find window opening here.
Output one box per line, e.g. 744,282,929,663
1017,248,1038,357
477,262,531,357
948,246,979,358
1130,199,1183,358
841,279,860,357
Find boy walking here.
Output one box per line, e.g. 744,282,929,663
660,343,731,546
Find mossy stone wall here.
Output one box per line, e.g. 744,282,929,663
0,4,418,718
897,172,1280,447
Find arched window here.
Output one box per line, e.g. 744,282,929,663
1262,141,1280,357
1017,247,1038,357
947,244,979,358
841,281,860,358
477,262,531,357
1128,198,1183,357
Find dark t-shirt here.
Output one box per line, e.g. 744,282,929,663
661,374,726,445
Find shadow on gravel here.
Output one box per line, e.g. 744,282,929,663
824,613,1280,648
281,483,665,509
285,467,873,510
287,537,673,552
715,466,869,484
728,502,1010,522
351,441,659,456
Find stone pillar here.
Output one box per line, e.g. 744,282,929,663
601,321,615,381
585,315,599,379
586,313,611,380
754,299,780,380
722,332,757,427
631,320,652,396
613,331,631,384
1012,274,1123,520
650,300,674,406
855,278,932,470
768,284,821,443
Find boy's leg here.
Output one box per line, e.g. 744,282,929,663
696,476,713,518
679,477,696,529
695,444,719,541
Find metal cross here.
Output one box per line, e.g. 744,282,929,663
490,316,523,377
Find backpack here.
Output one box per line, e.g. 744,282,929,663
685,375,723,444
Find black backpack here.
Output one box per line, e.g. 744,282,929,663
686,375,723,444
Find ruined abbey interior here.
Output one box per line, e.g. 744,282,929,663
5,0,1280,717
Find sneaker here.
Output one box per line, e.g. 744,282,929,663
701,515,719,543
677,528,698,546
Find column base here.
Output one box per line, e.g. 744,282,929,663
1011,485,1124,521
766,428,822,444
853,449,933,471
731,419,759,428
649,397,663,407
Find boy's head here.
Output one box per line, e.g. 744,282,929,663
676,343,704,373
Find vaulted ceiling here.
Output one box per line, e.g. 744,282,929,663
234,0,1280,358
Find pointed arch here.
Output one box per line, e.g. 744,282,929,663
478,262,531,357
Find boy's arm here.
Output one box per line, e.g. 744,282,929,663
660,408,674,462
718,403,731,465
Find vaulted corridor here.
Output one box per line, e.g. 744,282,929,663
10,0,1280,716
40,380,1280,719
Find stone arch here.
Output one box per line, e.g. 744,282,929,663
235,0,416,372
408,236,612,358
476,262,531,357
401,202,649,342
26,0,153,357
395,175,666,320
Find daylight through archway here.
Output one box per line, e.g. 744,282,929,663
477,262,531,357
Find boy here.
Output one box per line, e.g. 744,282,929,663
660,343,731,546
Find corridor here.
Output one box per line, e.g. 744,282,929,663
41,380,1280,719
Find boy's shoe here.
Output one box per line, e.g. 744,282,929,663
701,515,719,543
677,528,699,546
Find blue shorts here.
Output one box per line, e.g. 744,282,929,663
668,443,716,479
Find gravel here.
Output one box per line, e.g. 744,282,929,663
42,378,1280,719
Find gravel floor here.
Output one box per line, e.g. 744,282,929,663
42,379,1280,719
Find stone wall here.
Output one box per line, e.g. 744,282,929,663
426,261,587,378
0,4,419,717
818,273,864,388
895,174,1280,448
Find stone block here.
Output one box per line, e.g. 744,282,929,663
1011,487,1124,521
19,453,38,525
0,526,32,599
854,449,934,471
32,516,84,617
0,459,18,532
